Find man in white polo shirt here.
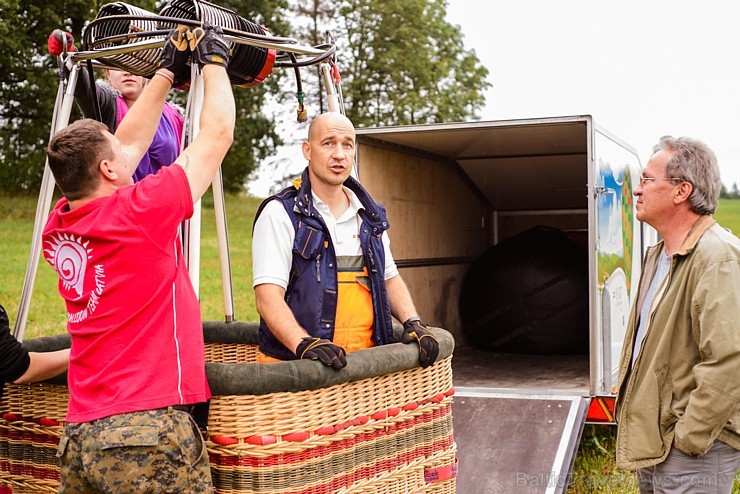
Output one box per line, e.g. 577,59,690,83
252,112,438,370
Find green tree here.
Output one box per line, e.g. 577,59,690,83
203,0,289,192
291,0,336,114
287,0,490,128
0,0,287,193
335,0,490,127
0,0,93,193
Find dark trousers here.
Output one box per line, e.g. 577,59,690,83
637,440,740,494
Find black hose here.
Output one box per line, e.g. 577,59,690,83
275,45,335,68
287,52,307,122
80,28,103,124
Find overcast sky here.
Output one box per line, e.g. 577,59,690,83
444,0,740,188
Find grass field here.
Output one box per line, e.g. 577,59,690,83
715,196,740,235
4,195,738,339
0,191,263,339
1,193,739,492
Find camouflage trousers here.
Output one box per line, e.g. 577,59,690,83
56,407,213,493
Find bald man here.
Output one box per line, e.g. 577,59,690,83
252,113,438,370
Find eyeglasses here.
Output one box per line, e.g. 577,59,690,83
638,176,684,186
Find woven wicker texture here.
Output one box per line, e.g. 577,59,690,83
1,326,456,493
0,384,69,424
205,342,259,364
0,384,68,493
207,358,453,448
206,357,455,493
0,471,58,493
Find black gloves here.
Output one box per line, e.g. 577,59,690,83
159,24,191,87
158,23,229,86
296,337,347,371
188,22,230,69
402,317,439,368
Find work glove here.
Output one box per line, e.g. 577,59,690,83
158,25,191,87
48,30,76,56
187,22,230,69
296,337,347,371
402,317,439,369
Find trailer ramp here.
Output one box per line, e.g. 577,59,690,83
453,388,588,494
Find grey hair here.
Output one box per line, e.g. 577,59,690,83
652,136,721,215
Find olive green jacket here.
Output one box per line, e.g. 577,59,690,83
615,215,740,470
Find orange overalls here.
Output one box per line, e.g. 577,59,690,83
258,254,374,363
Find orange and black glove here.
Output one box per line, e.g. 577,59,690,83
188,22,230,69
48,30,76,57
296,337,347,371
402,317,439,368
159,25,191,87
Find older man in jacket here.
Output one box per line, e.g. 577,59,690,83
615,136,740,493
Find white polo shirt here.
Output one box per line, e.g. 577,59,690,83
252,187,399,289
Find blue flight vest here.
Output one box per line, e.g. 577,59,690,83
254,168,394,361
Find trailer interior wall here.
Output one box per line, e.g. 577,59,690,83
357,119,594,394
357,144,489,347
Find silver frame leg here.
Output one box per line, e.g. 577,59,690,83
14,65,80,340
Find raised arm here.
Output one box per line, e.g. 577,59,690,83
172,24,235,203
115,25,191,177
72,73,118,133
114,72,173,175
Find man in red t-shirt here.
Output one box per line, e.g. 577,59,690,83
42,23,234,493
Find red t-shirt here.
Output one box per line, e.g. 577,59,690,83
42,165,210,423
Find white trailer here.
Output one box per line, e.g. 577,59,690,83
355,115,655,493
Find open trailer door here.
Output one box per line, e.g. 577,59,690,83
453,388,589,494
353,117,639,492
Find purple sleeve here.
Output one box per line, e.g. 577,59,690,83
132,104,184,183
163,103,184,144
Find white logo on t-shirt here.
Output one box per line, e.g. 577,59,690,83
44,233,107,323
44,233,91,299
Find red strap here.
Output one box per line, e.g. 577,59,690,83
424,459,458,483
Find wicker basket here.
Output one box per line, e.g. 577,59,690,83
1,323,456,493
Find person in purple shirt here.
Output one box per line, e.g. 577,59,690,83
48,31,185,182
